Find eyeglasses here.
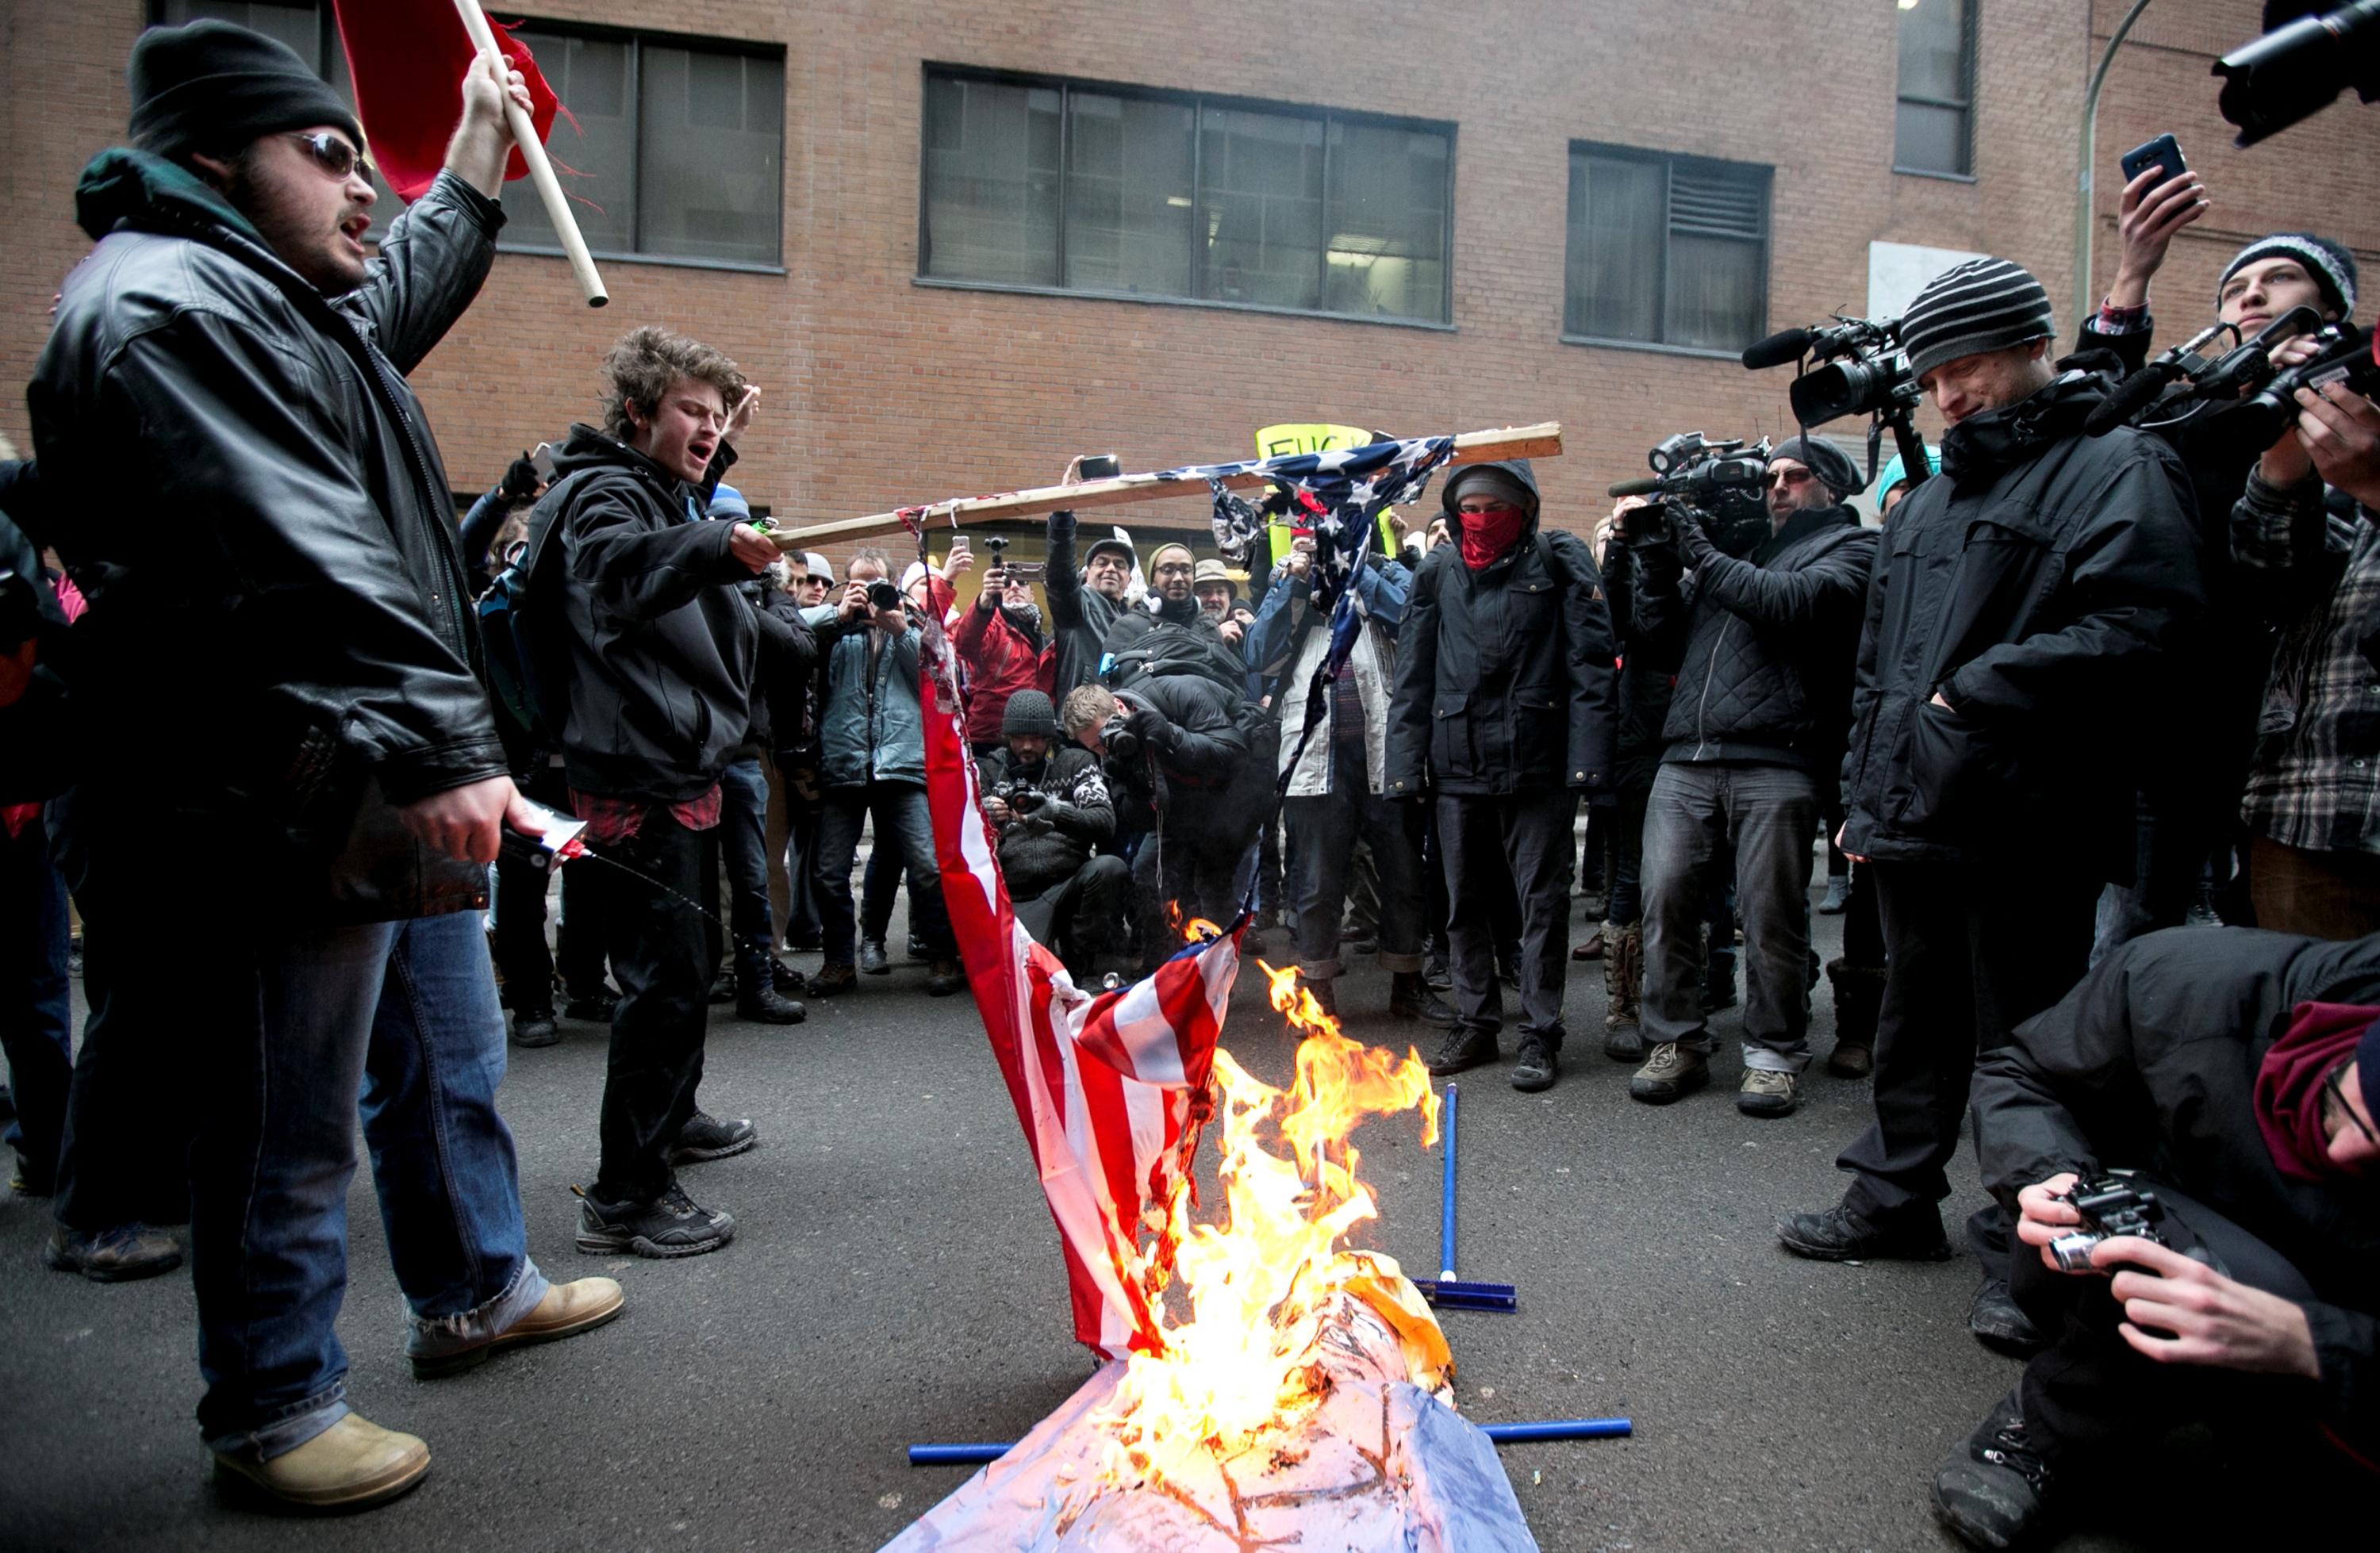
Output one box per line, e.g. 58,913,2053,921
2322,1058,2380,1152
285,131,376,186
1764,467,1816,489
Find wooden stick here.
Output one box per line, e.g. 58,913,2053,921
451,0,608,307
768,422,1564,549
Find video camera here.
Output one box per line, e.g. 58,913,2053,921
1741,314,1929,490
2085,305,2327,435
2046,1174,2171,1275
2215,1,2380,146
1607,433,1774,557
2196,320,2380,457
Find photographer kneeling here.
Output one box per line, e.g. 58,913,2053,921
978,690,1129,980
1933,926,2380,1547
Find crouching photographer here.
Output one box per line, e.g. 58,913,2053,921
1930,926,2380,1548
977,690,1130,980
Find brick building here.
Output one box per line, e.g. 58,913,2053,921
3,0,2376,562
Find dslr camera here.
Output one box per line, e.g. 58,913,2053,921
1100,713,1140,760
866,578,904,612
988,781,1047,820
2047,1174,2171,1275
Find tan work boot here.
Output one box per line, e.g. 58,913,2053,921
1602,921,1643,1060
411,1276,625,1379
213,1413,429,1510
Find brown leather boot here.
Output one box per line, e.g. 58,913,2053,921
1602,921,1643,1060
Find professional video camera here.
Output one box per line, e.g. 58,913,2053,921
2215,0,2380,146
2046,1174,2171,1275
1606,433,1774,556
2084,304,2328,435
1741,314,1929,491
2194,320,2380,458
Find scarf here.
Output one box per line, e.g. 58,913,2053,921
2255,1001,2380,1183
1458,508,1526,570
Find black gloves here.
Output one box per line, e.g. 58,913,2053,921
1671,505,1715,567
499,451,543,504
1126,705,1173,751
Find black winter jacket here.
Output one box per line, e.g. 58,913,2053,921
30,152,508,921
1046,508,1130,693
1384,462,1617,798
1602,537,1678,792
1975,926,2380,1444
1838,373,2203,863
535,425,781,804
1638,505,1878,772
977,744,1113,899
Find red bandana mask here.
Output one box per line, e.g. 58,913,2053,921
1458,504,1527,569
2255,1001,2380,1183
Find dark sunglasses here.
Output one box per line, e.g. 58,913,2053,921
1764,467,1816,489
2322,1058,2380,1152
286,131,376,186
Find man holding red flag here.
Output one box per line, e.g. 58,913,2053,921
32,21,616,1513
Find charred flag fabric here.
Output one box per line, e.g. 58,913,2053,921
921,609,1243,1359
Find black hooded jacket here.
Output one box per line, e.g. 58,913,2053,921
1636,504,1879,772
1838,371,2204,864
1975,926,2380,1440
1384,460,1617,797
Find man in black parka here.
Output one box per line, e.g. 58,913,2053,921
1385,459,1616,1091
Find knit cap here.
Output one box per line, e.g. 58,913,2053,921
2217,232,2357,320
1898,259,2057,380
1000,689,1059,738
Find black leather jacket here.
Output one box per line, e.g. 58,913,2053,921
29,151,507,921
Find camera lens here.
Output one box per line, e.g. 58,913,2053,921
2048,1231,2104,1275
867,580,902,612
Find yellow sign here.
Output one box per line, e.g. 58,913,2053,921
1255,423,1376,459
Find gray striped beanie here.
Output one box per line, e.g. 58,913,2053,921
1898,258,2057,380
2217,233,2356,320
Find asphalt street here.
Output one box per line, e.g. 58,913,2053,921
0,873,2267,1552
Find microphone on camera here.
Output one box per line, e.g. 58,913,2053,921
1740,328,1814,370
2083,363,2184,437
1607,476,1664,498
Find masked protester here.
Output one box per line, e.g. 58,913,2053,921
1930,926,2380,1549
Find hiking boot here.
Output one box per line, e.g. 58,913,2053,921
858,939,891,975
807,962,858,996
511,1009,560,1049
1737,1068,1798,1118
1511,1033,1559,1092
213,1413,428,1511
1775,1202,1952,1262
45,1221,182,1282
735,983,807,1024
769,956,805,995
409,1276,626,1379
563,987,620,1022
576,1185,735,1258
1388,972,1458,1026
1827,1041,1874,1079
1628,1042,1708,1104
1967,1277,2048,1357
923,957,966,997
670,1111,758,1164
708,968,736,1004
1424,1025,1499,1077
1931,1393,2055,1551
1603,920,1642,1060
1818,874,1851,915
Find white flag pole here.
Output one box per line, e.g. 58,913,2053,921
450,0,607,307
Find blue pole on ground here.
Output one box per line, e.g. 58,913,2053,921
907,1417,1632,1465
1438,1081,1460,1280
1414,1080,1517,1312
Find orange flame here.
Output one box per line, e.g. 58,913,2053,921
1099,958,1441,1470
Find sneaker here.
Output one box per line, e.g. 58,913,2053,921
1511,1033,1559,1092
1930,1393,2055,1551
1967,1277,2048,1357
859,939,891,975
1628,1042,1708,1104
562,987,620,1022
576,1185,735,1258
1818,875,1851,915
736,984,807,1024
1737,1068,1798,1118
512,1009,560,1048
808,962,858,997
45,1221,183,1282
923,957,967,997
213,1413,428,1511
1423,1025,1499,1077
410,1276,625,1379
1775,1202,1952,1262
770,956,806,995
1387,972,1459,1026
1826,1041,1875,1079
670,1110,758,1164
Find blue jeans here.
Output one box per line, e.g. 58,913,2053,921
815,783,951,965
718,755,774,957
0,815,72,1190
195,910,545,1461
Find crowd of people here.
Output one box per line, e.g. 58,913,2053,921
0,17,2373,1540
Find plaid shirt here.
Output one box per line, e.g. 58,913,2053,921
2234,470,2380,853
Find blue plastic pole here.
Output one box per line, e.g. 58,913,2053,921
908,1417,1631,1465
908,1443,1008,1466
1438,1082,1459,1281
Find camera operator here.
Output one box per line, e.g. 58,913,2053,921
954,552,1053,759
1622,438,1879,1116
1385,460,1616,1092
1775,259,2205,1356
1589,496,1678,1057
1927,926,2380,1549
977,690,1130,978
1046,461,1139,693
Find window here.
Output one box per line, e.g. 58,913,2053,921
154,5,785,267
1564,144,1769,354
919,68,1452,324
1895,0,1975,178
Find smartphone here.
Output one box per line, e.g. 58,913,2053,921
1078,454,1122,481
948,534,971,561
529,442,555,481
2118,133,2187,191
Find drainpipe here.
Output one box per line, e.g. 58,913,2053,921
2077,0,2157,332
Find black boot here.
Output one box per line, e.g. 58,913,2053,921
1930,1392,2056,1550
1424,1024,1499,1076
1825,957,1886,1077
735,950,805,1023
1388,972,1459,1026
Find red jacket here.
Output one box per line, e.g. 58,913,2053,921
952,598,1054,746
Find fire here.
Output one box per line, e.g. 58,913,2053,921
1096,959,1442,1474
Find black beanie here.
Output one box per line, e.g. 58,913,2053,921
1768,436,1866,499
1898,258,2057,380
1001,689,1059,738
2217,233,2358,320
129,21,362,161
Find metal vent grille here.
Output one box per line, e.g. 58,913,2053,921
1668,170,1764,240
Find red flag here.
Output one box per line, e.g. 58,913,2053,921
921,604,1243,1358
329,1,559,202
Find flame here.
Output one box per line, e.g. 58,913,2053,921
1097,959,1441,1474
1164,899,1223,945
